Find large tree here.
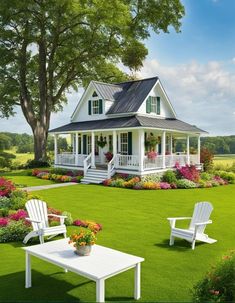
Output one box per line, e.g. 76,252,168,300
0,0,184,160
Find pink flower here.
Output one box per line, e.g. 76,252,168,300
160,182,171,189
9,209,28,221
0,217,8,227
146,151,158,159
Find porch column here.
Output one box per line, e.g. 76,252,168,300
54,134,58,165
169,133,173,154
75,132,78,166
91,131,95,168
198,135,201,164
161,131,166,168
186,135,190,165
138,129,145,172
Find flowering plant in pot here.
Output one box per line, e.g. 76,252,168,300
69,228,97,256
146,151,157,159
145,133,159,149
104,151,113,162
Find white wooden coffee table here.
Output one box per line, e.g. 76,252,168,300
22,239,144,302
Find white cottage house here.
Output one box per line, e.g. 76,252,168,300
49,77,206,183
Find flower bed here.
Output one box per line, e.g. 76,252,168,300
32,168,84,183
103,165,233,190
0,177,101,242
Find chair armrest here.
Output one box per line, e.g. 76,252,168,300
25,217,42,224
48,214,67,225
167,217,192,221
167,217,192,228
195,220,212,226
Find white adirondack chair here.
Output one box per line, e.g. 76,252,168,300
23,199,67,244
167,202,217,250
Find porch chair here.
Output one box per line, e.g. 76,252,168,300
23,199,67,244
167,201,217,250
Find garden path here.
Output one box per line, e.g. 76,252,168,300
22,182,78,192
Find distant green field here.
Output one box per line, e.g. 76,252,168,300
4,147,34,165
213,154,235,166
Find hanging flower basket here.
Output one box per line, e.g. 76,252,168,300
145,133,159,148
146,151,158,159
97,134,107,148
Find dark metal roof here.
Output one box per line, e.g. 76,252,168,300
91,77,159,114
49,115,206,133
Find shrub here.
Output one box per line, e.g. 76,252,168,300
25,159,50,168
192,251,235,302
160,182,171,189
162,170,177,183
141,174,161,183
176,179,197,189
0,196,12,209
200,172,212,181
62,211,73,226
133,182,144,190
103,179,112,186
143,182,160,190
176,165,200,183
200,147,214,172
0,208,9,217
110,179,125,188
214,171,235,184
0,220,31,242
9,190,28,210
0,177,15,197
0,217,9,227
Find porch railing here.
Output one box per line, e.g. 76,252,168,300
107,155,116,179
56,153,87,166
83,153,92,176
116,154,139,170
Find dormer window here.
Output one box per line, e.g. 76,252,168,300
146,96,160,115
88,99,103,115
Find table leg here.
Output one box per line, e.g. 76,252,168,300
25,252,31,288
96,279,105,302
134,263,141,300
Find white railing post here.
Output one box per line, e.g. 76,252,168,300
75,133,78,166
113,130,117,156
161,131,166,168
138,129,145,172
54,134,58,165
91,131,95,168
169,133,173,154
187,135,190,165
198,135,201,164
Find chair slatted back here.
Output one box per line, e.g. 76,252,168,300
25,199,49,231
189,202,213,234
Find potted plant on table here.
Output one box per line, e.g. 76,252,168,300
69,228,97,256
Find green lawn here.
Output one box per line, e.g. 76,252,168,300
4,147,34,165
0,184,235,302
0,170,54,187
213,154,235,166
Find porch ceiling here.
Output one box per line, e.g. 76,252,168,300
49,115,207,134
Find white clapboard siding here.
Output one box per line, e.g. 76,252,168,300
167,202,217,250
23,199,67,245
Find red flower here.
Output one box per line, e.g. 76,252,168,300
0,177,15,197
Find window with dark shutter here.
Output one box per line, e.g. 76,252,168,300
99,99,103,114
128,132,132,155
83,135,87,154
157,97,160,115
146,96,151,113
88,100,92,115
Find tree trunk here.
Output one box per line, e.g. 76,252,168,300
32,123,48,161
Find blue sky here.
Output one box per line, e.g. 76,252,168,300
1,0,235,135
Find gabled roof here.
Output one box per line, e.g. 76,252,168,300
49,115,207,134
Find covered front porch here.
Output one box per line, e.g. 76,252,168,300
53,128,201,177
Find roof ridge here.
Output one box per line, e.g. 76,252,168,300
92,80,121,87
116,76,158,85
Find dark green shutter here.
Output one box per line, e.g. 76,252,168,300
88,100,92,115
99,99,103,114
78,136,81,154
157,97,160,115
83,135,87,154
146,96,151,113
128,132,132,155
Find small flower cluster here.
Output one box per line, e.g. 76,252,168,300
69,228,97,247
73,219,102,233
176,164,200,183
0,178,15,197
32,169,83,183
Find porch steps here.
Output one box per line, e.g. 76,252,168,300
81,168,109,184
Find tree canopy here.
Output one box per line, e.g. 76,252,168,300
0,0,185,160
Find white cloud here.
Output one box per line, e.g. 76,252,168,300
138,59,235,135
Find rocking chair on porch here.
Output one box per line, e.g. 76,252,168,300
23,199,67,244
